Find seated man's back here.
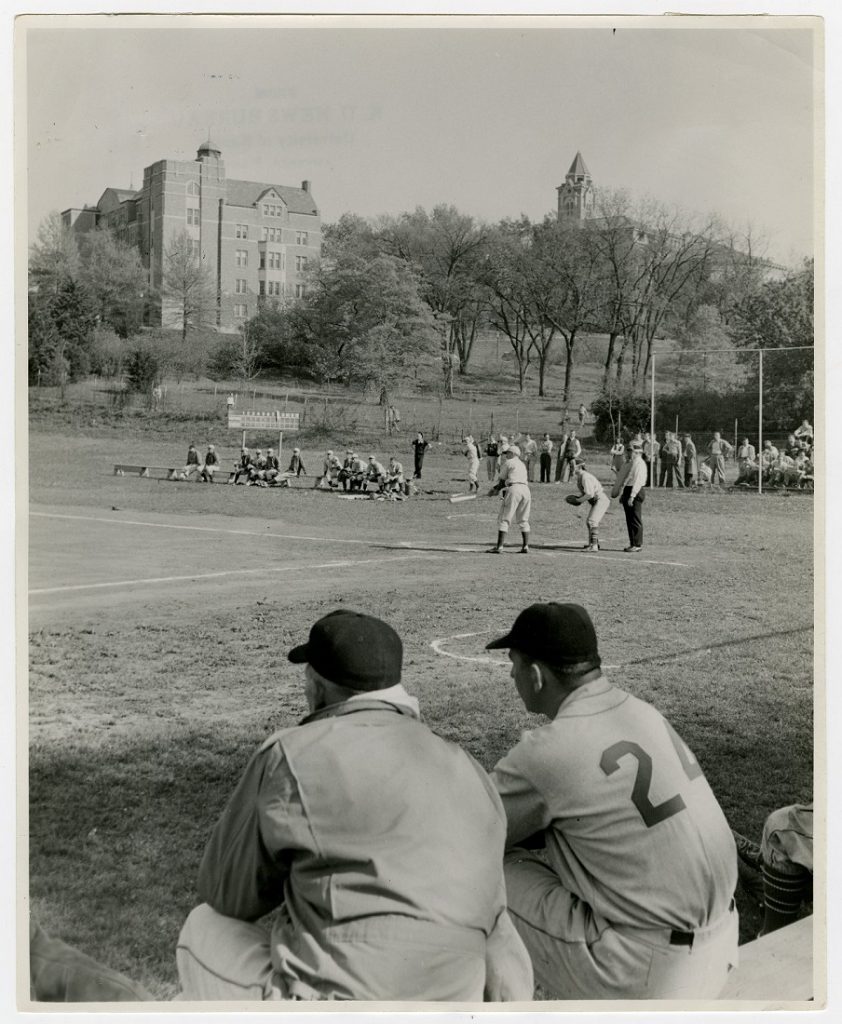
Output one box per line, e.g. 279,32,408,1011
178,610,530,1002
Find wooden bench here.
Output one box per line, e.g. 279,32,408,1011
114,464,181,480
720,915,813,1001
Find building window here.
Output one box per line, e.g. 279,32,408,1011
235,249,248,267
267,281,281,296
236,223,248,239
235,279,247,294
261,226,268,241
191,239,201,258
187,181,199,196
296,231,309,246
295,255,308,272
259,251,266,269
295,284,306,298
269,251,282,270
187,207,200,225
259,281,265,296
234,303,247,319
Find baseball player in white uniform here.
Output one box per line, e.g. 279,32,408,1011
488,602,738,999
487,445,531,555
464,436,481,493
568,462,610,551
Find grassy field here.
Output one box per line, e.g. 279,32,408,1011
27,416,814,1000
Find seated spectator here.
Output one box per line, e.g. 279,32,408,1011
367,456,387,492
793,419,813,444
760,440,779,474
232,447,253,485
287,448,306,479
348,453,367,492
338,451,356,491
247,450,269,486
180,443,202,481
263,448,281,485
176,610,532,1001
199,444,220,483
385,456,405,495
785,434,800,458
733,803,813,937
736,438,756,477
314,450,342,489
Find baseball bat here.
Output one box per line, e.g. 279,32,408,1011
449,493,478,504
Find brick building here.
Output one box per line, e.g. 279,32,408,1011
61,138,321,332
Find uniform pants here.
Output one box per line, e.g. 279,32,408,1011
498,484,531,534
539,453,552,482
177,903,533,1002
620,487,644,547
504,850,738,999
586,493,610,529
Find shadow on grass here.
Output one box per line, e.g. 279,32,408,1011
29,726,259,998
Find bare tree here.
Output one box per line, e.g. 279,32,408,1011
161,230,217,341
29,211,80,297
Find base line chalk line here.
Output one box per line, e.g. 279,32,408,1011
30,554,439,596
430,631,621,670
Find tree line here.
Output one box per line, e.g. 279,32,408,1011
28,192,813,430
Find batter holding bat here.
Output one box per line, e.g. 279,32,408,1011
487,444,531,555
566,461,610,551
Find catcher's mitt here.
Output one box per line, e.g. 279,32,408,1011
565,494,581,506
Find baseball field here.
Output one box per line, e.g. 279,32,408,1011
27,427,814,999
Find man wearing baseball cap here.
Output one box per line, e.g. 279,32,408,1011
487,602,738,999
487,444,531,554
611,439,647,552
177,610,532,1002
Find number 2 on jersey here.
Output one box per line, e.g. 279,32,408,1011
599,721,703,828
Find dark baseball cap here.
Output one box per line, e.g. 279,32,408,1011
288,610,402,690
486,602,601,668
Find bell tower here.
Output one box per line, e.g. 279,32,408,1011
556,152,595,223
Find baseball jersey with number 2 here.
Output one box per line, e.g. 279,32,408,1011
492,674,736,932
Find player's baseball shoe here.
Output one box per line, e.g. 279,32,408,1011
518,547,529,554
624,545,642,552
583,544,599,552
486,547,502,554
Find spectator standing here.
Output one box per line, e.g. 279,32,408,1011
707,432,733,487
560,431,581,483
539,433,554,483
578,402,587,428
612,440,647,552
642,432,658,487
226,392,235,412
659,432,684,488
683,434,698,488
484,435,500,481
411,432,429,480
555,431,569,482
609,439,626,475
522,433,538,482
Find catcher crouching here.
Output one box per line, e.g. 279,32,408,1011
567,461,610,551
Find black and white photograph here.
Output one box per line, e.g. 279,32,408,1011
13,8,831,1019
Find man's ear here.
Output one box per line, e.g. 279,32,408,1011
530,662,544,694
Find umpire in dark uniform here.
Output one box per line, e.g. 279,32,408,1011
611,441,647,553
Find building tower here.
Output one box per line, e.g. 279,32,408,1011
556,151,595,223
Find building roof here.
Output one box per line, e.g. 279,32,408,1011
110,189,138,203
226,178,319,216
567,152,591,179
198,137,222,155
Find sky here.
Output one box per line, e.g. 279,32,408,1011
23,16,819,266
